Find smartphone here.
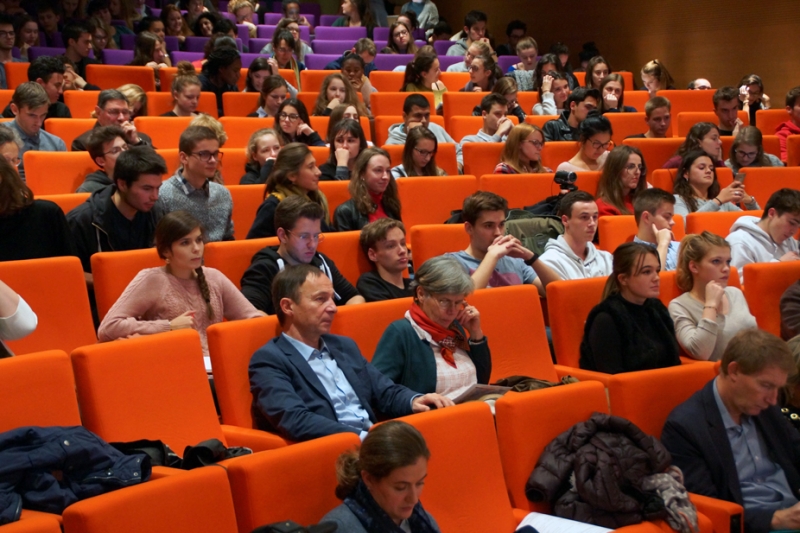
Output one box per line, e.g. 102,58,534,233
734,172,746,183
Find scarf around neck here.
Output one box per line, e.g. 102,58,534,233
409,302,468,368
344,479,438,533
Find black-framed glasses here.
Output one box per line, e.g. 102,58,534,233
279,113,300,121
103,145,129,156
589,140,613,150
0,31,15,38
523,139,543,149
191,150,223,162
414,147,436,158
736,149,758,159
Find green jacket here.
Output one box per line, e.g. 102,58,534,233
372,318,491,394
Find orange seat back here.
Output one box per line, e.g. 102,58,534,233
329,297,411,361
223,184,267,241
37,193,91,216
309,115,372,142
515,91,539,114
0,90,11,112
787,136,800,167
605,112,649,145
684,210,762,237
656,89,714,117
400,402,519,533
226,432,360,533
63,90,100,118
743,262,800,337
316,230,371,286
222,92,260,117
756,108,791,135
44,118,96,152
299,69,334,93
158,66,177,92
62,466,238,533
396,175,478,232
146,91,218,117
408,224,469,267
204,237,279,289
495,381,609,510
650,168,679,192
373,115,445,146
524,115,558,130
207,316,282,427
623,136,685,177
381,142,459,176
4,63,28,90
133,116,194,149
540,140,580,171
478,172,601,208
368,71,405,92
448,115,519,144
91,248,162,321
219,149,248,189
0,257,96,355
597,214,686,253
658,268,740,309
218,116,272,147
318,180,352,216
71,329,227,450
764,135,782,159
295,91,318,112
438,71,469,90
622,90,651,112
607,362,718,438
442,91,487,123
0,350,81,432
85,64,156,92
157,148,181,177
677,111,748,137
462,142,503,178
546,276,606,368
23,151,96,195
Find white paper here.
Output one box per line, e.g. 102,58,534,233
516,512,613,533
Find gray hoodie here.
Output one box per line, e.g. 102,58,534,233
385,122,463,167
459,129,506,145
727,215,800,283
539,235,614,281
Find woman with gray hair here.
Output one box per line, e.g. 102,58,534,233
372,256,491,399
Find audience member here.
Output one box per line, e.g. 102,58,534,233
401,48,447,110
191,11,218,37
495,20,525,56
661,328,800,533
37,3,63,47
242,196,363,314
240,128,281,185
542,87,600,142
386,94,462,169
640,59,675,98
161,4,191,46
539,191,614,281
533,71,570,116
281,0,313,33
534,52,578,90
557,112,612,172
400,0,438,32
0,14,24,91
550,42,573,73
460,54,500,93
506,37,536,91
63,21,99,79
2,82,67,181
599,73,636,113
14,15,40,60
60,55,102,92
487,76,526,121
390,126,446,178
325,104,360,140
725,126,783,173
118,83,147,118
625,96,671,139
357,219,413,302
77,125,128,193
670,232,757,361
580,242,680,374
672,150,758,217
688,78,712,90
312,73,369,118
460,94,514,144
576,42,600,72
583,56,610,90
129,31,170,86
713,86,744,137
320,119,366,181
199,43,241,117
227,0,256,38
67,146,167,287
662,122,724,168
1,57,71,120
739,73,770,127
273,98,326,147
633,188,680,271
333,0,375,40
0,279,38,357
776,86,800,162
595,145,647,216
0,126,21,168
161,62,202,117
250,75,292,118
494,123,550,174
335,147,399,231
244,58,271,94
72,89,153,151
247,143,331,239
260,19,312,64
98,210,261,370
446,10,487,57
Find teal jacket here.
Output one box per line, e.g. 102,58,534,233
372,319,492,394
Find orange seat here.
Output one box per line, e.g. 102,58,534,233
515,91,539,115
218,147,248,184
684,210,762,236
221,92,260,117
651,166,733,193
318,177,353,215
623,136,684,177
438,71,469,90
218,116,273,147
763,135,782,160
408,224,469,267
368,71,405,92
441,91,487,124
524,115,558,130
146,91,218,117
622,90,651,112
546,276,606,368
226,433,361,533
299,69,334,93
4,516,63,532
23,151,96,195
207,316,282,428
204,237,279,289
605,112,650,145
462,142,503,178
316,230,371,286
63,90,100,118
448,115,519,144
62,467,239,533
572,71,586,85
478,172,601,208
373,114,445,146
756,108,791,135
656,89,714,118
157,148,181,177
659,268,740,310
0,350,81,432
0,90,11,113
295,90,318,112
4,62,29,90
308,115,372,142
677,111,748,137
788,135,800,167
540,140,580,171
329,297,410,361
133,116,194,149
396,175,477,232
71,329,287,453
597,214,686,253
310,145,329,167
157,66,177,92
0,257,96,355
37,193,91,216
44,118,96,152
743,262,800,337
399,403,523,533
90,248,162,321
85,64,156,92
223,183,267,240
381,142,459,176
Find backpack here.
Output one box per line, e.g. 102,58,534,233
505,209,564,256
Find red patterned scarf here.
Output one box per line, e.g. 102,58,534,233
409,303,468,368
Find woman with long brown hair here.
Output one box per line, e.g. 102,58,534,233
390,127,446,178
312,73,369,117
494,123,550,174
334,147,401,232
596,145,648,216
381,21,418,54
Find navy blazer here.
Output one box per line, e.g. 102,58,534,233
249,333,418,442
661,379,800,533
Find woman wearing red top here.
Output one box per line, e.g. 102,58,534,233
596,145,648,217
333,147,402,232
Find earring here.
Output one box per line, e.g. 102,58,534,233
166,258,171,264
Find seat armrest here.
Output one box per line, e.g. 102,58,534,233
221,425,289,452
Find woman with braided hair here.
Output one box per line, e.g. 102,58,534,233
198,38,242,116
98,211,263,372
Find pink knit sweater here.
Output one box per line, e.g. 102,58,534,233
98,267,262,369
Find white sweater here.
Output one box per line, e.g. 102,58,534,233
727,216,800,283
539,235,613,281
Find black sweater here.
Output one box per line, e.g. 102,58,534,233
0,200,77,262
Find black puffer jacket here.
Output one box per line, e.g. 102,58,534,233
526,413,670,529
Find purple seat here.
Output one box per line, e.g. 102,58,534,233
414,40,425,48
11,46,21,59
165,36,180,52
28,47,66,61
373,54,413,71
262,13,315,26
314,26,366,40
171,51,204,64
438,55,463,71
236,23,249,47
433,40,455,56
103,49,134,65
120,34,135,50
185,36,210,52
256,24,310,41
413,28,425,40
151,7,161,16
312,40,357,55
304,54,340,70
250,38,270,52
219,0,229,11
239,53,268,68
498,56,519,73
220,11,237,23
373,27,389,43
319,15,339,26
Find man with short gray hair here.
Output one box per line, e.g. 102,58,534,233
71,89,154,151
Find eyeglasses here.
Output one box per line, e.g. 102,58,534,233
279,113,300,121
428,295,467,311
414,147,436,158
287,230,324,243
736,149,758,159
625,163,645,173
103,145,129,156
393,30,409,38
523,139,543,149
276,47,293,53
104,108,132,118
0,31,16,38
93,34,108,41
190,150,223,162
589,140,613,150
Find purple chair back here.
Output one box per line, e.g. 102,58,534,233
220,12,237,23
373,54,413,71
219,1,229,11
11,47,21,59
433,40,455,56
165,36,180,52
304,54,340,70
373,27,389,43
151,7,161,16
103,49,134,65
171,51,204,63
314,26,366,40
270,2,320,20
262,13,315,26
236,23,249,47
239,53,268,68
438,55,464,70
185,36,210,52
250,38,271,53
312,40,357,55
256,24,310,41
319,15,339,26
29,47,66,61
414,40,425,48
498,56,519,73
120,34,135,50
413,29,425,40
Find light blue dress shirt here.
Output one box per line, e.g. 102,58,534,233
713,378,799,515
282,333,372,439
2,120,67,181
633,236,680,271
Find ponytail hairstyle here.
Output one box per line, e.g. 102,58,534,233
266,142,330,221
350,146,400,217
471,54,502,90
335,421,429,500
401,48,438,90
171,61,201,102
326,118,367,165
676,232,730,292
257,74,289,111
673,149,720,213
313,73,369,117
402,126,442,176
155,211,214,320
641,59,675,91
602,242,660,300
